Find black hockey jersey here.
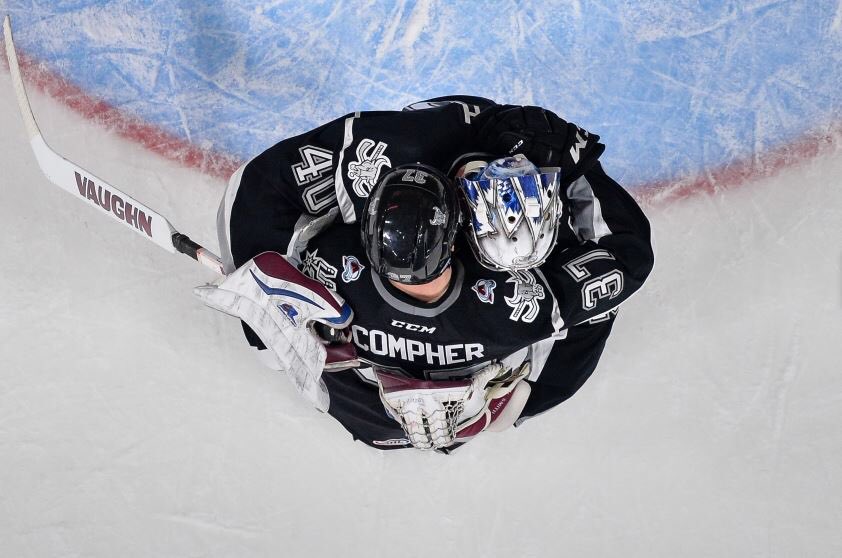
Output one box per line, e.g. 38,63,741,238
297,224,564,377
220,96,654,383
222,95,502,270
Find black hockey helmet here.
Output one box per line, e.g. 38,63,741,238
361,163,460,285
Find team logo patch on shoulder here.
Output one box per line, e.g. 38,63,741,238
301,249,338,290
342,255,365,283
348,138,391,197
504,270,545,323
472,279,496,304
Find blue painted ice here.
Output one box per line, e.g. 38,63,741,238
5,1,841,186
2,3,842,557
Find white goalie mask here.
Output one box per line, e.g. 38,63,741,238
456,155,562,271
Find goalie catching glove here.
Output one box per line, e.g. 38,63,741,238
478,105,604,185
194,252,358,412
375,361,532,450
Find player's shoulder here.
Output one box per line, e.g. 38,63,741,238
353,95,498,128
296,223,367,286
245,113,353,173
456,249,548,301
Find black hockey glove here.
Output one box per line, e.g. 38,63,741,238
478,105,605,184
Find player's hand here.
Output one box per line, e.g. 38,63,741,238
479,105,604,184
194,252,357,412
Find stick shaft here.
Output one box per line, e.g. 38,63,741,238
3,15,225,276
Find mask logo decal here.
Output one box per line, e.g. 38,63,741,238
277,303,299,326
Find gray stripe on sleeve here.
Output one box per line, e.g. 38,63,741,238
566,175,612,242
335,112,360,224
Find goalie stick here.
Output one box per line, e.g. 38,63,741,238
2,15,225,275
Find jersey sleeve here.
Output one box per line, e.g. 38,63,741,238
402,95,498,114
329,102,499,224
228,96,503,264
224,101,495,351
538,162,654,327
225,115,349,269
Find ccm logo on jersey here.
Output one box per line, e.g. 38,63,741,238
352,325,484,366
390,320,436,334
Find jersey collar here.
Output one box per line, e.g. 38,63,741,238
371,260,464,317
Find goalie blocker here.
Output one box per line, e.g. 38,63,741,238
194,252,359,411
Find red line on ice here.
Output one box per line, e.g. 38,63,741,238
3,49,840,202
3,48,243,181
634,123,841,207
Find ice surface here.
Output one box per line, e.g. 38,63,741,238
2,2,842,556
2,0,842,186
1,50,841,558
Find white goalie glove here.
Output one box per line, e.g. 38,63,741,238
194,251,358,411
375,361,532,450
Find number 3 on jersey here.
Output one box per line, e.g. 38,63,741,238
582,271,623,310
563,249,624,310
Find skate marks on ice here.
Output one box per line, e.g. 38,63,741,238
2,0,842,186
2,66,842,556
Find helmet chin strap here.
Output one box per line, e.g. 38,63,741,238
388,265,453,303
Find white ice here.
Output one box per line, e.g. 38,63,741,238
1,68,841,557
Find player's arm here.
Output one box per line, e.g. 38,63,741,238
402,95,498,114
219,117,349,352
222,116,349,271
472,104,605,185
539,162,654,326
195,252,358,411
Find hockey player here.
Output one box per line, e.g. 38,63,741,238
195,97,654,451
